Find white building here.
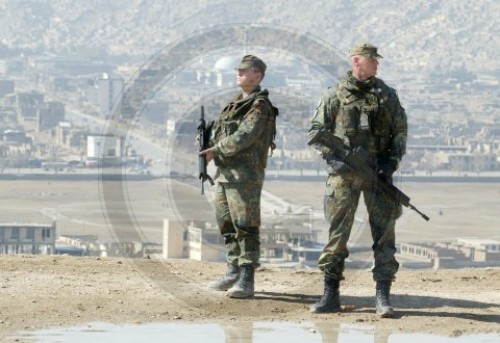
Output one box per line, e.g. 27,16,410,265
86,134,123,160
163,220,224,262
0,222,56,255
399,239,500,269
213,56,240,87
97,73,124,118
162,217,321,264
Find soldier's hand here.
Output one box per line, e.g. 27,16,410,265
378,160,397,182
326,153,350,174
199,148,215,163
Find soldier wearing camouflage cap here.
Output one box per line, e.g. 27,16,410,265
308,43,408,317
199,55,278,299
235,54,267,74
349,42,383,59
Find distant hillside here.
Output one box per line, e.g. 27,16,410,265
0,0,498,78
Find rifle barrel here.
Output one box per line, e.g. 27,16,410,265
198,105,213,194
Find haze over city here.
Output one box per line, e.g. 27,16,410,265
0,2,499,341
0,0,498,258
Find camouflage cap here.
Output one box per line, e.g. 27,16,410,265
349,43,383,59
235,55,267,73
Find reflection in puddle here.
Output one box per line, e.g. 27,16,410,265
14,322,500,343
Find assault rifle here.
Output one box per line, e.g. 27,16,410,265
198,105,214,194
308,130,430,221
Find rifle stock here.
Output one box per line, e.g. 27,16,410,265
198,105,214,194
308,130,430,221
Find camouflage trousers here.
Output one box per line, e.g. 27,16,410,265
215,182,262,267
318,174,402,281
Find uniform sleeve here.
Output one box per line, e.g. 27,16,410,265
212,99,270,157
388,91,408,164
308,90,338,158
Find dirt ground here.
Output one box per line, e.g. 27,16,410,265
0,255,499,341
0,179,499,341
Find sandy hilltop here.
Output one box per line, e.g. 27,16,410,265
0,178,499,340
0,255,499,341
0,1,499,341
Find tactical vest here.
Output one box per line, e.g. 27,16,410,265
212,90,278,157
335,78,394,155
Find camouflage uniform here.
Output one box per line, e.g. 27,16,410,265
309,70,408,282
209,86,276,267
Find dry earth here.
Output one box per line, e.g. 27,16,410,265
0,179,499,341
0,255,499,342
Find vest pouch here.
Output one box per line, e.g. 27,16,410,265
324,176,336,196
372,109,391,153
341,105,360,136
372,115,389,137
209,121,222,143
221,119,240,138
359,106,374,132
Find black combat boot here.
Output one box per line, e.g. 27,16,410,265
310,276,341,313
227,264,254,298
375,280,394,318
208,264,240,291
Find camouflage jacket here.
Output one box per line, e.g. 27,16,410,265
309,71,408,173
209,86,276,184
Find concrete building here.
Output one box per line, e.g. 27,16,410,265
16,91,44,122
37,101,65,131
163,220,224,261
186,222,225,262
0,222,56,255
55,121,72,146
2,129,28,144
97,73,124,118
399,239,500,269
163,219,186,259
57,234,161,258
162,217,322,265
456,238,500,262
56,234,97,256
0,79,15,98
86,134,123,166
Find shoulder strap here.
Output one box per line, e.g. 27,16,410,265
255,95,279,155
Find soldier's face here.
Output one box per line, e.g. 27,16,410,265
236,68,262,89
357,56,379,78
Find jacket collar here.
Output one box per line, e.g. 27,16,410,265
345,71,376,92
